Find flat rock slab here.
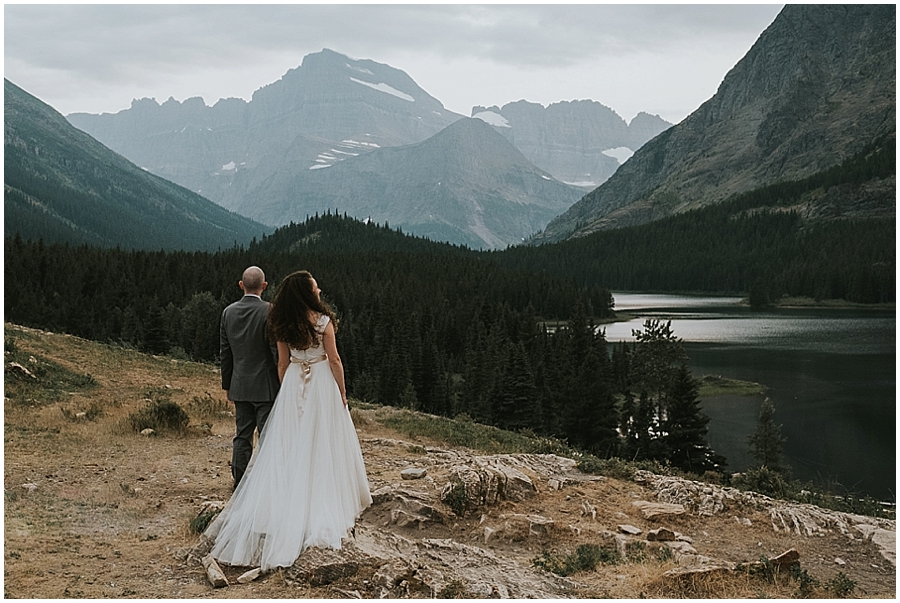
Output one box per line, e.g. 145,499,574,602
401,468,427,480
618,524,642,535
632,501,686,519
854,524,896,566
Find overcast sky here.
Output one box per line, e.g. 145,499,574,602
5,4,784,125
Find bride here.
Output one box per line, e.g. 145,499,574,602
204,270,372,571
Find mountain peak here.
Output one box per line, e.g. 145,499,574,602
533,4,895,242
470,99,671,188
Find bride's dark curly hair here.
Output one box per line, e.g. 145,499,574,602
267,270,337,350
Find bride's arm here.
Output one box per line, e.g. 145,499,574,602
322,322,347,406
277,341,291,383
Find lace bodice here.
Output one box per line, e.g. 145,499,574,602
289,314,330,362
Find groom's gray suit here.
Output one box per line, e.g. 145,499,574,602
220,294,281,488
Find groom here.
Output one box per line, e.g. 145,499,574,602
220,266,281,490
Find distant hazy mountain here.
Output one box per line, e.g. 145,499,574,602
532,4,896,243
67,49,464,215
471,100,671,188
66,48,673,248
250,117,586,249
4,79,268,251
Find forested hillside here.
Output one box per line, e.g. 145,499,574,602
4,79,268,251
6,219,635,460
510,136,895,305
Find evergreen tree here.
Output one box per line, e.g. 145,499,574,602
621,319,689,461
492,342,539,431
747,398,787,473
664,365,726,474
180,291,222,361
567,347,619,456
143,303,170,355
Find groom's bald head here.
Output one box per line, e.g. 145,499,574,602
240,266,267,295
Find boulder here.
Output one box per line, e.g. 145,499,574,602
647,527,677,542
237,568,262,583
285,546,365,587
201,554,228,588
498,514,556,542
401,468,427,480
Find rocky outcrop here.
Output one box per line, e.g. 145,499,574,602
634,470,897,566
535,4,896,242
185,444,895,596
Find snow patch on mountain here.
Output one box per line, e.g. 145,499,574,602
349,78,414,102
602,147,634,164
342,139,381,149
345,63,374,76
473,111,511,128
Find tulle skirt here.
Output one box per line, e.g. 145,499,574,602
204,359,372,571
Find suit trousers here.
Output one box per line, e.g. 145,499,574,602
232,401,274,487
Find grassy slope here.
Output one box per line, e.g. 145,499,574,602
4,323,893,598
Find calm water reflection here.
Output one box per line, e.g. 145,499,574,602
605,292,896,501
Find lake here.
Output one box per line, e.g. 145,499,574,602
603,292,896,502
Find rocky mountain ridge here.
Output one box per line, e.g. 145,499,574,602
472,100,671,188
67,49,462,217
65,48,668,248
533,4,896,243
4,79,267,251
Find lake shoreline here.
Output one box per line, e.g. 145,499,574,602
737,296,896,310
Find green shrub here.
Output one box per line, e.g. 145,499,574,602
733,466,790,498
127,398,189,434
825,572,856,598
189,509,219,534
741,555,778,583
656,546,673,562
790,566,819,598
625,540,647,563
532,544,619,576
442,476,468,518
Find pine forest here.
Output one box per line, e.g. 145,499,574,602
4,134,895,477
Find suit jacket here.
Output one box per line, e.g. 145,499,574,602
220,295,280,402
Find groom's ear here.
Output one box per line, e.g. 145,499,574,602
239,281,246,292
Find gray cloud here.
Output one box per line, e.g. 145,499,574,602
4,4,783,122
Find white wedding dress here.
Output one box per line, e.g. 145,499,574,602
204,314,372,571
